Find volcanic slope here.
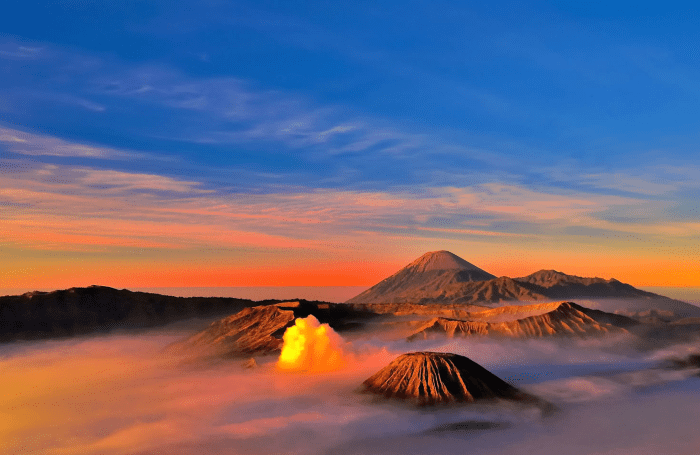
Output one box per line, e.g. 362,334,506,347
346,251,544,304
362,351,546,407
407,301,637,340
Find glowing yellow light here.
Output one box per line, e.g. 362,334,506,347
277,315,345,372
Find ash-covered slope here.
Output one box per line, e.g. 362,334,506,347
362,352,542,406
407,301,636,340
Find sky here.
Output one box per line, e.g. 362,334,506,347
2,1,700,290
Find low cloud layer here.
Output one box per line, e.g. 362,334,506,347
3,328,700,455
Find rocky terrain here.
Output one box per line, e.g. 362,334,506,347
346,251,503,304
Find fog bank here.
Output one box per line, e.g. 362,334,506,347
2,329,699,455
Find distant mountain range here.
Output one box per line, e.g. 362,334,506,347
346,250,700,318
2,251,699,344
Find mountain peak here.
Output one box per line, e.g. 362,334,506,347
406,250,487,273
345,250,497,304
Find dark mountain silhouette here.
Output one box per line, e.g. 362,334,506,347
361,351,548,408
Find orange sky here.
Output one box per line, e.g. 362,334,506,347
3,149,700,291
4,241,699,291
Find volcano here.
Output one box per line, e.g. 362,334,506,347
346,251,501,304
362,351,544,406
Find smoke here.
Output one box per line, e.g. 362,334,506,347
2,328,700,455
277,315,346,372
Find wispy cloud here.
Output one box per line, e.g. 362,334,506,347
78,168,209,193
4,35,692,197
2,156,690,257
0,38,507,181
56,94,107,112
0,42,43,59
0,126,140,159
91,67,437,162
582,172,680,196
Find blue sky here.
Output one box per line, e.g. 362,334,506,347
2,1,700,288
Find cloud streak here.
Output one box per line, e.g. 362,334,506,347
0,36,512,188
0,126,140,159
0,153,689,258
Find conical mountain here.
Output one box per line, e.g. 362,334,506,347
361,351,540,406
346,251,497,304
401,250,491,274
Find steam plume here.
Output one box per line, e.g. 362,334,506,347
277,315,345,372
